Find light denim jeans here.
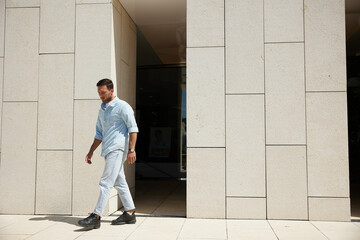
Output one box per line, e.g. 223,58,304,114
93,149,135,217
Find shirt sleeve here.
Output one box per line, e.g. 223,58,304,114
121,104,139,133
94,114,103,140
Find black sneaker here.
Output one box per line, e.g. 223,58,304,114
111,211,136,225
78,213,101,229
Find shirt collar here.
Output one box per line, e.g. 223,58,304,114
101,96,119,110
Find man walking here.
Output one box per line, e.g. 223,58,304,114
78,78,138,229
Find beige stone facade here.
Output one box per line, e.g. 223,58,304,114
0,0,136,216
0,0,351,221
186,0,350,221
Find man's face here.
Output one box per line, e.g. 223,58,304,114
97,85,114,103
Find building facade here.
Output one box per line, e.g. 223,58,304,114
0,0,137,216
0,0,351,221
186,0,350,221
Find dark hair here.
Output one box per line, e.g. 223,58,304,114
96,78,113,90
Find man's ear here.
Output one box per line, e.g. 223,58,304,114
111,89,114,93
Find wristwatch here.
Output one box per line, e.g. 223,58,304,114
128,148,135,153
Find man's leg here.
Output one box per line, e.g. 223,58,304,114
93,150,124,217
113,154,136,212
112,153,136,225
78,150,123,228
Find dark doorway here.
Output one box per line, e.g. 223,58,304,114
135,65,186,179
131,0,187,216
345,0,360,220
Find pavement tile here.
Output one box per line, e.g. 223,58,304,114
178,218,227,239
126,217,185,240
0,215,38,229
76,236,123,240
0,235,31,240
81,216,146,238
269,220,328,240
178,239,225,240
227,220,277,240
311,221,360,240
26,217,84,240
0,216,66,235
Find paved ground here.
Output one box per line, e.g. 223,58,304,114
1,180,359,239
1,214,360,240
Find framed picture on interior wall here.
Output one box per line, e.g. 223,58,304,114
149,127,171,158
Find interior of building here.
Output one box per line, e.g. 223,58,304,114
118,0,187,217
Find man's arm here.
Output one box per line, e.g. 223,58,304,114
127,132,137,164
85,138,102,164
86,112,103,164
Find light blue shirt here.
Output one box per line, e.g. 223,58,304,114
95,96,139,157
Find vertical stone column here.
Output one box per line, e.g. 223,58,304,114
0,0,4,154
0,2,40,214
225,0,266,219
305,0,350,221
36,0,75,215
263,0,307,221
187,0,226,218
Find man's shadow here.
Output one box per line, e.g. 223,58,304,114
29,215,113,232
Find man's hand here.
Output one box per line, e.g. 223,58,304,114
85,152,93,164
85,138,101,165
127,151,136,164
